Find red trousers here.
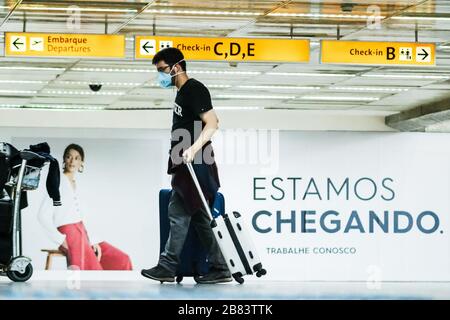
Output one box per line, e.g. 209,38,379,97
58,221,132,270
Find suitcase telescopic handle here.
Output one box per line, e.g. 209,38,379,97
186,162,214,220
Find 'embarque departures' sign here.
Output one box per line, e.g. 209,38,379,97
5,32,125,58
135,36,310,63
321,40,435,66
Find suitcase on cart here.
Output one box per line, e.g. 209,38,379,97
0,199,13,265
186,162,267,284
159,189,225,283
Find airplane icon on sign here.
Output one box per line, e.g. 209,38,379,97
30,37,44,51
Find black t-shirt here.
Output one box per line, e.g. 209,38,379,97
170,78,213,150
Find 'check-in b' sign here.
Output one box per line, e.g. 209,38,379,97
135,36,310,63
321,40,435,66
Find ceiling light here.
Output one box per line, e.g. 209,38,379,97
215,106,260,110
300,96,379,101
215,94,295,99
238,85,321,90
0,104,21,108
191,70,261,75
18,6,137,13
43,90,125,96
26,104,106,110
145,83,162,87
268,13,385,19
56,81,142,86
361,74,449,79
267,72,355,77
0,66,65,71
329,86,409,92
71,67,153,73
0,89,38,94
0,80,48,84
144,83,231,88
71,68,260,75
391,16,450,21
207,84,233,88
144,9,261,16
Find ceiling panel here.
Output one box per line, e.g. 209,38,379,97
0,0,449,130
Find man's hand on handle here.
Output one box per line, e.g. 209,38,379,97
182,146,197,163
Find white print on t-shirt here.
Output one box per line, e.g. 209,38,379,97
174,102,183,117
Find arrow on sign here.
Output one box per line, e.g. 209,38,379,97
142,41,154,54
13,38,24,50
417,48,429,61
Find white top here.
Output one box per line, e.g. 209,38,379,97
38,174,100,246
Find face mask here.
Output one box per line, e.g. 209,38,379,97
158,71,173,88
157,59,185,88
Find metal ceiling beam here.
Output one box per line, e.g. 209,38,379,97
110,0,156,34
340,0,431,40
0,0,23,30
333,0,436,112
385,96,450,131
20,0,143,9
225,0,294,37
32,1,156,102
55,1,157,104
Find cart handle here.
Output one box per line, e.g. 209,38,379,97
19,151,46,161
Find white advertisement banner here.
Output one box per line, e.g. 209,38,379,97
5,130,449,282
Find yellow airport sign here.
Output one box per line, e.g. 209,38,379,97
135,36,310,63
321,40,435,66
5,33,125,58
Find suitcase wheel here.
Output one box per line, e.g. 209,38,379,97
233,274,245,284
176,276,183,283
256,268,267,278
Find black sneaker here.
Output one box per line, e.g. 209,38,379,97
141,265,175,283
195,268,232,284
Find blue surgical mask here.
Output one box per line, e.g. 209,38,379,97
158,71,173,88
157,59,185,88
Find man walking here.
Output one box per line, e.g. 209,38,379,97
141,47,231,284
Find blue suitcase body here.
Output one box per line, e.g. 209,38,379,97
158,189,225,283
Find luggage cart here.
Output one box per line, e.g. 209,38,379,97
0,143,48,282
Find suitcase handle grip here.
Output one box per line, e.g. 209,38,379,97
186,162,214,220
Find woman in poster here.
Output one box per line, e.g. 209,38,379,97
38,143,132,270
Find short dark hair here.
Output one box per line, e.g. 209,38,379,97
152,47,186,71
63,144,85,162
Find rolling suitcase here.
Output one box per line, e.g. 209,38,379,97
159,189,225,283
186,162,267,284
